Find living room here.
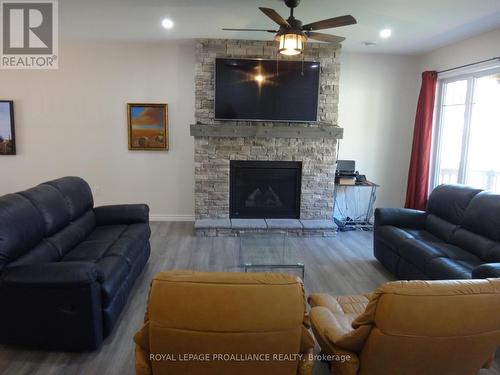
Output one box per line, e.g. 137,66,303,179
0,0,500,374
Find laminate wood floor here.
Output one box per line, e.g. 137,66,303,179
0,222,498,375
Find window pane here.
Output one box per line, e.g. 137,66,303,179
466,73,500,192
436,80,467,185
444,80,467,105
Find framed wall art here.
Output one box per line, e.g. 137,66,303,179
127,103,168,151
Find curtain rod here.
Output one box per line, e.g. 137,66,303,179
437,56,500,74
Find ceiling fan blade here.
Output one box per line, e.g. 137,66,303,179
305,32,345,44
222,28,277,33
259,7,290,28
302,15,357,31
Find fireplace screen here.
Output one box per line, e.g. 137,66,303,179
230,161,302,219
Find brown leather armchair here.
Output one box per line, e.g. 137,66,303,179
309,279,500,375
134,270,315,375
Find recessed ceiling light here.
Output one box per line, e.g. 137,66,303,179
161,18,174,30
379,28,392,39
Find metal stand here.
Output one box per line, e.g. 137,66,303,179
332,181,379,231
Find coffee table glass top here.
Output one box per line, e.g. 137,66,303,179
239,231,304,279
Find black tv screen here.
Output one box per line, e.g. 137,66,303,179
215,58,320,122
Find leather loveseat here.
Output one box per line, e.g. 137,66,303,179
374,184,500,280
0,177,151,350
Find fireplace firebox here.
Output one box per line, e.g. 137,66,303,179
230,161,302,219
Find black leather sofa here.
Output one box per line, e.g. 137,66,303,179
374,184,500,280
0,177,151,351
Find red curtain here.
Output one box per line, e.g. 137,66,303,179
405,71,438,210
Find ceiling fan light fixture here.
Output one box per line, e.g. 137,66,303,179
379,28,392,39
161,18,174,29
223,2,357,52
278,32,306,55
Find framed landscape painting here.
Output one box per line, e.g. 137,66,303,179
127,103,168,151
0,100,15,155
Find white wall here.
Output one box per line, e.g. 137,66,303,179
338,52,420,208
0,40,196,220
420,27,500,71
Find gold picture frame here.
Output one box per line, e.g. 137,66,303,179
127,103,169,151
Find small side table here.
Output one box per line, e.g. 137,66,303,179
333,181,379,231
239,231,305,280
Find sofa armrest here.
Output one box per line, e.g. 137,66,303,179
310,307,360,374
311,306,371,352
0,262,103,350
94,204,149,226
1,262,97,287
311,306,353,343
374,207,426,229
472,263,500,279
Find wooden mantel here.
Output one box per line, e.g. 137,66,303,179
190,123,343,140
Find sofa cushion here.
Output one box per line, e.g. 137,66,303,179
7,240,60,267
121,223,151,242
376,226,413,251
400,240,480,270
45,177,94,221
309,293,370,315
62,223,149,306
399,240,447,269
19,184,70,236
85,223,150,241
0,194,45,267
401,229,441,242
63,240,113,262
86,225,127,241
47,210,96,257
426,184,482,225
376,226,442,254
425,214,459,242
451,228,500,263
65,223,150,264
105,237,143,267
425,257,481,280
460,192,500,242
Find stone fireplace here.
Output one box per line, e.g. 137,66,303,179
191,39,343,232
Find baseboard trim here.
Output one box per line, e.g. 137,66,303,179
150,214,195,222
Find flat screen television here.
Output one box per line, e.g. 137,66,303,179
215,58,320,122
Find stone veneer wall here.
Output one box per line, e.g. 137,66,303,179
194,39,341,219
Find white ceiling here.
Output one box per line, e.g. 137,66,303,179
60,0,500,54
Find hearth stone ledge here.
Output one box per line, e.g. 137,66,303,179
194,218,337,237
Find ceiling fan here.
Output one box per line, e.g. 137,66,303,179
223,0,357,56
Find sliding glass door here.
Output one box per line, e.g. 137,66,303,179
431,67,500,193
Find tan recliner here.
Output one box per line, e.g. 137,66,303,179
309,279,500,375
134,270,315,375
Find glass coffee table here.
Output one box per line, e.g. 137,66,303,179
239,231,305,280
